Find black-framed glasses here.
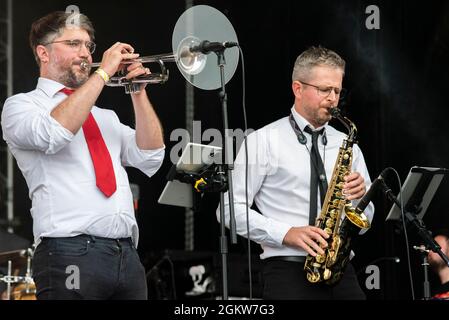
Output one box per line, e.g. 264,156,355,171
298,80,347,100
44,39,96,54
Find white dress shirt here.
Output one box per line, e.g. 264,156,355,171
1,77,165,246
218,107,374,259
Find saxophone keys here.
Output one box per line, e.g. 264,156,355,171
315,255,325,264
326,251,338,267
331,237,342,253
323,268,332,280
307,273,321,283
325,219,334,228
324,227,333,235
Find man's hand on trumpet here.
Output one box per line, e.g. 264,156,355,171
99,42,139,79
125,62,151,93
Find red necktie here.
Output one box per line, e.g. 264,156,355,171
60,88,117,197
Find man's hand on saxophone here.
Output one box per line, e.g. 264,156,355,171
343,172,366,200
282,226,330,257
282,171,366,257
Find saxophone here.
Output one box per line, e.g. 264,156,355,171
303,107,371,285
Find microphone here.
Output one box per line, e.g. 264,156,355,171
355,168,389,214
190,40,239,54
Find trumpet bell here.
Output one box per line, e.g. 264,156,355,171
171,5,239,90
176,37,207,75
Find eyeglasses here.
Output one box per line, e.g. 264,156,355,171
44,39,96,54
298,80,347,100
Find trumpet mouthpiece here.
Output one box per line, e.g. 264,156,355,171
79,61,89,70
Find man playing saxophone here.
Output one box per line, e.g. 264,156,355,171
1,11,165,299
217,46,374,299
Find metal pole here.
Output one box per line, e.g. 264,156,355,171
6,260,12,300
184,0,195,251
422,255,431,300
6,0,14,233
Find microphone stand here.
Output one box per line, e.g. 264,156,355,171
215,49,238,301
380,180,449,299
380,181,449,267
413,246,431,300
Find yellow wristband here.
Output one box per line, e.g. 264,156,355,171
95,68,110,83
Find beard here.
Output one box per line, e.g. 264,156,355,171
305,105,332,127
56,60,90,88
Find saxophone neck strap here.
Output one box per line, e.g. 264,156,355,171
288,113,328,201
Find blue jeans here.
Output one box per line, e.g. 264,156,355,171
32,235,147,300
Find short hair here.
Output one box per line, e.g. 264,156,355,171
29,11,95,66
292,46,346,82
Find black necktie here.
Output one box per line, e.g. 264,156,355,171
304,126,328,226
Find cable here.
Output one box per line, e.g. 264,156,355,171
166,255,177,300
146,254,177,300
385,167,415,300
355,256,401,276
237,45,253,300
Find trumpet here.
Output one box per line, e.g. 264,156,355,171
80,42,207,94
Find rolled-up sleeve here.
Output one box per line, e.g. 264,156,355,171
1,94,74,154
119,122,165,178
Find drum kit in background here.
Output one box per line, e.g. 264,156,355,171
0,247,36,300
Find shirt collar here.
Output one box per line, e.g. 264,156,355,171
290,105,327,133
36,77,67,98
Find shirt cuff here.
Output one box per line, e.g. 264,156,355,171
124,142,165,178
138,144,166,155
267,220,293,246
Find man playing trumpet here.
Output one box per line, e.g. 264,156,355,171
1,11,165,299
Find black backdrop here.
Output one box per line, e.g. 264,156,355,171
2,0,449,299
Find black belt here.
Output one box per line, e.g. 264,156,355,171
264,256,306,263
41,234,133,244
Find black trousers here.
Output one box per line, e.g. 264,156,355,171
32,234,147,300
262,258,366,300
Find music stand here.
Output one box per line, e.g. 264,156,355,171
158,143,222,209
385,167,447,222
384,166,449,299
